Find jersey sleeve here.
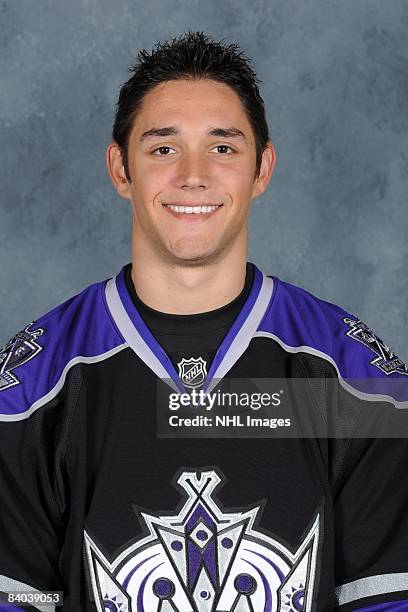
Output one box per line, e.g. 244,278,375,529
333,436,408,610
329,316,408,610
0,322,73,611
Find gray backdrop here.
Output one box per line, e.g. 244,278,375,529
1,0,407,361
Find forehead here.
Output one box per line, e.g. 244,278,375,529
132,78,253,136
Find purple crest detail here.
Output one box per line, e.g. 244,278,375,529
84,467,320,611
0,323,45,392
343,317,408,376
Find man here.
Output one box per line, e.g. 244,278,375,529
0,30,407,611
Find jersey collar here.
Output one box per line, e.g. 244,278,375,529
105,263,274,394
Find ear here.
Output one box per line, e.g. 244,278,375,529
251,142,276,199
106,142,132,199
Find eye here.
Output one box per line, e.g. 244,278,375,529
211,145,235,154
151,146,176,156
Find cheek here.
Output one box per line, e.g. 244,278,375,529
132,151,171,180
129,172,166,211
216,159,255,186
133,165,167,192
222,170,255,205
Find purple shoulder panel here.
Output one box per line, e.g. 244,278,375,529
0,278,125,418
257,277,408,403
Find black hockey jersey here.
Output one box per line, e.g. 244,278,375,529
1,262,408,611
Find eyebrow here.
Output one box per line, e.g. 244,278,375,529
139,126,247,142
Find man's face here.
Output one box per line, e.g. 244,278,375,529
110,78,275,266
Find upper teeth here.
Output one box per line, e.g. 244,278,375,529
166,204,221,214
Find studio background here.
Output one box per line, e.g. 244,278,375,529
0,0,407,361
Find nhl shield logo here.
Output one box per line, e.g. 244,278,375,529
177,357,207,388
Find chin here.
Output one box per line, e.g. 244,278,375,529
168,247,221,266
170,239,214,260
172,252,212,265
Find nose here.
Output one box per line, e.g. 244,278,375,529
177,151,209,190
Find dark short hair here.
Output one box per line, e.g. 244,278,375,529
112,30,270,181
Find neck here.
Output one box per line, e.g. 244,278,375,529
130,235,248,315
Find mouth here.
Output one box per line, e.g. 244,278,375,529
162,203,223,220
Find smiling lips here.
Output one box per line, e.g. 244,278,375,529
163,203,223,217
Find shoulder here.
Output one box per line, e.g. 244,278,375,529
0,274,126,420
258,275,408,404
